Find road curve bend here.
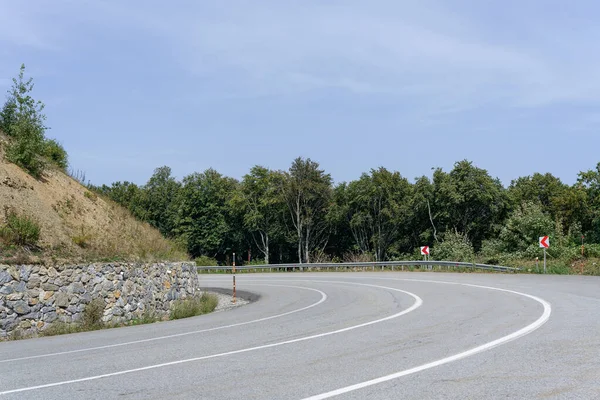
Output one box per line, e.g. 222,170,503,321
0,272,598,399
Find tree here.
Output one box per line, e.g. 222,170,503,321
233,166,285,264
280,158,332,263
176,169,238,259
96,181,147,220
499,201,555,254
432,160,508,250
143,166,181,237
508,173,566,219
344,167,413,260
2,64,48,176
408,175,437,248
577,162,600,242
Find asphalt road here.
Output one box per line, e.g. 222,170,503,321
1,272,599,399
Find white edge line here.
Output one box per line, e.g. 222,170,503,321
0,282,422,396
300,280,552,400
0,284,327,364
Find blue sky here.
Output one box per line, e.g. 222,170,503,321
1,1,599,186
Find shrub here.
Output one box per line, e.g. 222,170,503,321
195,255,218,266
82,298,105,329
170,293,218,320
72,226,93,248
478,239,504,264
41,322,80,337
43,138,68,170
0,210,41,247
2,65,48,177
5,123,45,177
84,190,97,202
432,231,475,262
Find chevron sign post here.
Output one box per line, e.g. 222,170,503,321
420,246,429,262
539,236,549,273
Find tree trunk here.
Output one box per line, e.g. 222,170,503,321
296,197,303,263
305,225,310,264
265,234,269,265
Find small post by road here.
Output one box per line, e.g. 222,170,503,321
232,252,236,303
543,248,547,274
539,236,549,274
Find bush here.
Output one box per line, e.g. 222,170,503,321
432,231,475,262
43,138,68,170
170,293,218,320
195,255,218,266
0,210,41,247
72,225,93,248
584,244,600,258
478,239,504,264
5,124,45,177
84,190,97,202
82,298,105,329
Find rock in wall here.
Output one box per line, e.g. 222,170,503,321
0,262,200,338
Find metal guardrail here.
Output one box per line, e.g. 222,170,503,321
197,260,520,273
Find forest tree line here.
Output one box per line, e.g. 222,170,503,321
92,158,600,266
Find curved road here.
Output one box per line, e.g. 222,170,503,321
0,272,598,399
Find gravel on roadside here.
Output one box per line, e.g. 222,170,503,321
207,291,250,313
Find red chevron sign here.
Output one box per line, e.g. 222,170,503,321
539,236,549,248
420,246,429,256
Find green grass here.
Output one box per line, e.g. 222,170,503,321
170,293,219,320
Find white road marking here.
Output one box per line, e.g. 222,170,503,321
0,282,422,396
300,279,552,400
0,284,327,364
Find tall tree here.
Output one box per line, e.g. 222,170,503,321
508,173,567,219
432,160,508,250
345,167,413,260
577,162,600,242
233,166,285,264
177,169,238,259
142,166,181,237
281,157,332,263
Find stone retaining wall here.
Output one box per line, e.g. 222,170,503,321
0,262,200,339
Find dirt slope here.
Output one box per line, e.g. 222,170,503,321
0,136,186,264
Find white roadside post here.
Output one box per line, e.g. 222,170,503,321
232,252,236,303
420,246,430,269
539,236,549,274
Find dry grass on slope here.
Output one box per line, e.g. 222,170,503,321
0,137,187,265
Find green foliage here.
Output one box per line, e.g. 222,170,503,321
2,64,48,177
431,160,509,250
195,255,218,266
0,210,41,247
83,190,97,202
343,167,413,261
98,156,600,275
170,293,218,320
499,202,554,255
282,157,333,263
82,298,105,329
177,169,238,259
42,138,68,170
233,165,286,264
433,231,475,262
142,166,181,237
0,98,17,134
96,181,146,218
